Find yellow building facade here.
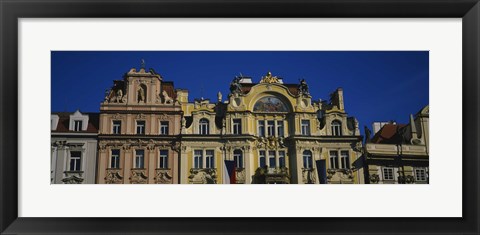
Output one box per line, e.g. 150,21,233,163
178,72,364,184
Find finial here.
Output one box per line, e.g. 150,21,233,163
141,59,145,69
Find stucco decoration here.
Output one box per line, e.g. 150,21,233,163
253,96,288,112
130,169,148,184
259,72,280,84
302,168,316,184
155,169,173,184
62,174,84,184
105,169,123,184
188,168,217,184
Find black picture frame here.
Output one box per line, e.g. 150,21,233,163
1,0,479,234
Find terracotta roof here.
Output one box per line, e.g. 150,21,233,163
371,123,407,144
52,112,99,133
162,81,177,99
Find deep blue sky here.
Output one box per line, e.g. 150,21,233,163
51,51,428,133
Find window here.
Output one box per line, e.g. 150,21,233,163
159,150,168,169
160,121,169,135
69,151,81,171
267,121,275,136
233,149,243,168
258,120,265,137
199,118,209,135
110,149,120,169
74,120,83,131
332,120,342,136
303,150,313,169
415,168,427,182
277,120,284,137
194,150,203,168
278,151,286,168
112,120,121,134
329,151,338,169
136,121,145,135
259,150,266,168
205,150,215,169
301,120,310,136
340,151,350,169
232,119,242,134
383,167,395,181
135,150,145,168
268,151,276,168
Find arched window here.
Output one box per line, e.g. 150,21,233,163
303,150,313,169
233,149,243,168
331,120,342,136
199,118,209,135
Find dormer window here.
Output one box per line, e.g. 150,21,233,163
199,118,209,135
74,120,83,131
332,120,342,136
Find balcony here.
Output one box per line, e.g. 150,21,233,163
105,168,123,184
252,167,290,184
188,168,217,184
154,168,173,184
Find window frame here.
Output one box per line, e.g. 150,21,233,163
233,149,243,168
69,151,82,171
134,149,145,169
199,118,210,135
383,167,395,181
329,151,339,169
331,120,342,136
110,149,120,169
159,149,168,169
301,120,310,136
112,120,121,134
303,150,313,169
73,120,83,132
340,151,350,169
414,168,427,182
136,120,146,135
159,121,169,135
232,119,242,135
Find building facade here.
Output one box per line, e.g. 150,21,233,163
51,111,98,184
362,105,429,184
178,72,364,184
96,67,182,184
90,67,365,184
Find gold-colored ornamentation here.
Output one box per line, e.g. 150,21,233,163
260,72,280,84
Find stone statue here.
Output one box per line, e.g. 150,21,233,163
162,90,174,104
104,89,110,102
229,76,242,94
137,86,145,103
116,89,123,103
217,91,222,102
364,126,372,143
298,78,309,95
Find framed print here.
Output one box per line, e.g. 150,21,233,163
1,0,479,234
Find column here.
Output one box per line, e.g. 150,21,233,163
180,146,188,184
123,147,132,184
148,147,155,183
245,146,252,184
